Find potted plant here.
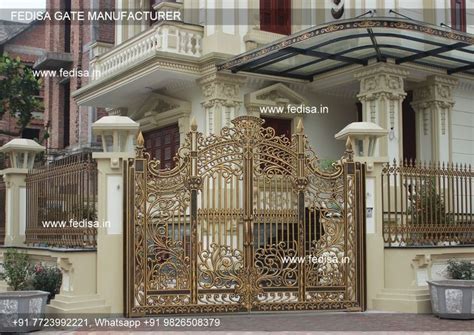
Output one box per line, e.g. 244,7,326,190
0,249,49,332
428,259,474,320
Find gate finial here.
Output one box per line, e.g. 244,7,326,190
296,119,304,134
345,136,352,150
190,117,197,131
137,131,144,147
344,136,354,161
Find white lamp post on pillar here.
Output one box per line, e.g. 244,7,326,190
0,139,45,246
91,116,139,314
335,121,388,310
335,121,388,171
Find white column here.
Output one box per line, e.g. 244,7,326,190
1,170,27,246
411,75,458,163
355,64,409,162
92,116,139,313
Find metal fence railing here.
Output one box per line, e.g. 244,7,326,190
382,160,473,247
0,179,6,245
25,151,98,248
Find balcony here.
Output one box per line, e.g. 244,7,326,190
90,21,203,82
33,52,73,71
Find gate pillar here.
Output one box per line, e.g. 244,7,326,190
0,139,45,246
336,122,388,310
92,116,139,314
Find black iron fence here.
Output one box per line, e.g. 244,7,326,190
25,151,98,248
382,160,473,247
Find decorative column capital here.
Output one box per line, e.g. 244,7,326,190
412,75,458,108
197,72,247,106
354,63,408,161
355,63,409,100
197,72,246,134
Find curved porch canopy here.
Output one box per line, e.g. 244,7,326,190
217,17,474,81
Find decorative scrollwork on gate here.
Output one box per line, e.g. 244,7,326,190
126,116,365,316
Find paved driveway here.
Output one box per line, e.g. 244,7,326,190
34,311,474,334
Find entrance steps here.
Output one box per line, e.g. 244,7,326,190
372,288,432,313
47,294,110,314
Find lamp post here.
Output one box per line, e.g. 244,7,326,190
0,139,45,246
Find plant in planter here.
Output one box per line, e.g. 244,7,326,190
428,259,474,320
1,249,31,290
0,249,49,332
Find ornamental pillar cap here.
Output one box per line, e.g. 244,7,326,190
0,138,45,169
354,62,409,80
92,116,139,154
335,122,387,158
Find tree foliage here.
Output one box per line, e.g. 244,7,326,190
0,53,43,130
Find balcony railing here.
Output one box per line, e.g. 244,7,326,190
91,21,203,81
382,160,473,247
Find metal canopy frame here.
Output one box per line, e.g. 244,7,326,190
218,17,474,81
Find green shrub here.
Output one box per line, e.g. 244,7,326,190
32,264,62,303
1,249,31,290
409,180,452,226
446,259,473,280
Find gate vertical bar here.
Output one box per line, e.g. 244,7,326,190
358,161,367,311
189,119,199,305
296,120,307,302
242,119,255,311
124,157,133,316
342,138,359,309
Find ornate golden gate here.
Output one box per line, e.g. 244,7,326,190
125,116,365,316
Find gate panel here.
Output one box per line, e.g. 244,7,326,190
126,116,365,316
126,137,192,315
251,129,300,307
195,131,245,310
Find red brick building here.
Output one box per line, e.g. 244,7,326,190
0,0,115,157
0,19,46,147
